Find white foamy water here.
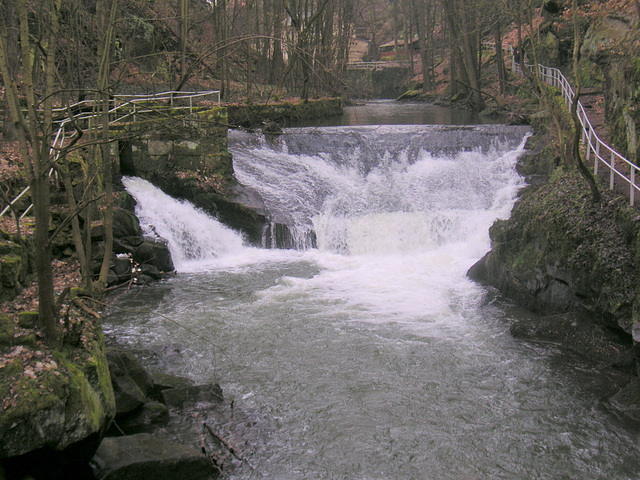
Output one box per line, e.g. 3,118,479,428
122,176,246,271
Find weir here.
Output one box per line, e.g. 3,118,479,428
109,108,640,479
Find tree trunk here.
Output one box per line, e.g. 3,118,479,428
1,0,17,141
570,0,600,204
493,17,506,95
96,0,118,288
0,0,65,345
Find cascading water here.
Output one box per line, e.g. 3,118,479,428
122,176,245,271
109,113,640,480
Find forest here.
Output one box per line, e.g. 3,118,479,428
0,0,639,344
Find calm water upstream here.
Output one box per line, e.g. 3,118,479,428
105,103,640,479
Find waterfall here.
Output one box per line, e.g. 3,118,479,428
231,124,530,253
122,176,245,271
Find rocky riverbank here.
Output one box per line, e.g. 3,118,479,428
468,124,640,418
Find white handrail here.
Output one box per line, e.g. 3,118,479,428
512,52,640,206
346,61,410,70
1,90,221,219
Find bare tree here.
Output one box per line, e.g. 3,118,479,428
0,0,64,344
440,0,485,109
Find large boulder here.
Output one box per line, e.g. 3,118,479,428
468,165,640,368
112,207,143,239
0,314,115,474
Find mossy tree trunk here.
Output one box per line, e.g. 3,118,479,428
570,0,600,204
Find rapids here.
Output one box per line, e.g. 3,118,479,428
108,104,640,479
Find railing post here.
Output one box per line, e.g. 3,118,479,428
631,167,636,206
594,141,600,174
610,152,615,190
586,128,592,161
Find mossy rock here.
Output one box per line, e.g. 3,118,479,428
476,167,639,329
0,314,14,346
0,318,115,458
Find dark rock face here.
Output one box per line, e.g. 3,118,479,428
106,349,154,417
93,200,175,287
114,401,169,436
149,173,271,247
132,240,175,273
93,349,225,478
468,149,640,372
90,433,215,480
509,311,635,371
113,207,143,239
161,384,224,409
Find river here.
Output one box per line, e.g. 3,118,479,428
105,101,640,479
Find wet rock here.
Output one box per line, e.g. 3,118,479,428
106,349,154,417
510,312,635,371
134,273,155,285
113,207,143,239
106,269,120,287
90,433,215,480
162,384,224,409
150,373,194,401
111,256,132,279
114,236,145,255
139,264,161,280
133,240,174,273
110,401,169,435
609,378,640,422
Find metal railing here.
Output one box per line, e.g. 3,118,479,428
0,90,220,219
512,54,640,206
347,61,411,70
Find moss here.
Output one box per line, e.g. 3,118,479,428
0,314,14,346
0,313,115,456
488,166,637,320
578,60,604,89
0,241,23,256
17,311,38,329
227,98,343,127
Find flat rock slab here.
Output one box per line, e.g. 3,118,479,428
91,433,215,480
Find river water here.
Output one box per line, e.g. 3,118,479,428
106,102,640,479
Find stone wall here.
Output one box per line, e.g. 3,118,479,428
116,106,232,179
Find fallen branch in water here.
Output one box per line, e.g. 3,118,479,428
194,421,224,475
204,422,246,463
